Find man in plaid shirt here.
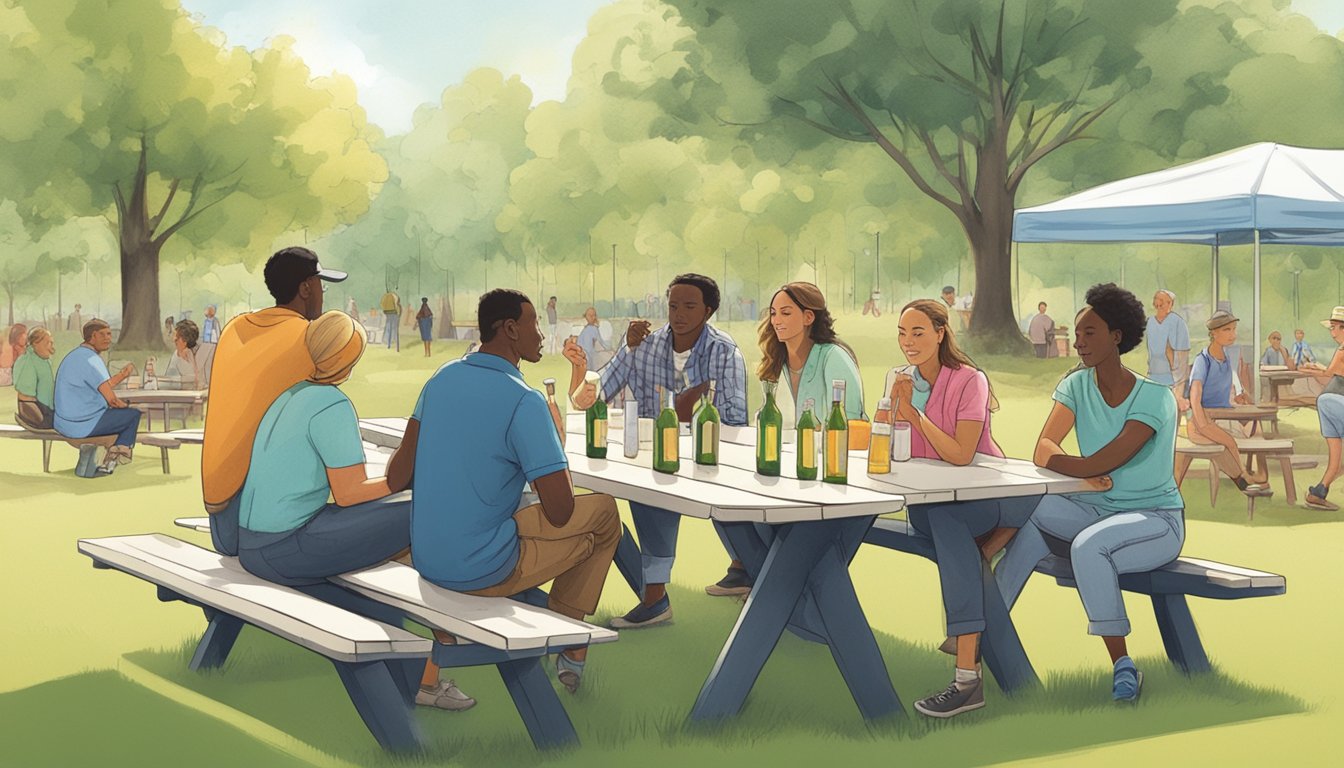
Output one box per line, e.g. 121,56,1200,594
566,274,747,629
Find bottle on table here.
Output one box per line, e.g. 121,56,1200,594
796,397,819,481
653,386,680,473
694,379,720,466
867,397,892,475
623,386,640,459
543,378,563,447
756,379,782,476
583,371,607,459
823,379,849,485
891,420,913,462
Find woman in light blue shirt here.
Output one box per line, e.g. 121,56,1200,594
997,283,1183,704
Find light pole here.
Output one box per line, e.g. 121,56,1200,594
874,231,880,291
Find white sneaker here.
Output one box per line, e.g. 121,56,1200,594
415,679,476,711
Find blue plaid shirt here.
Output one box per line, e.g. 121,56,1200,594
598,323,748,426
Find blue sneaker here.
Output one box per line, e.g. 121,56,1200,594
609,595,672,629
1112,656,1142,702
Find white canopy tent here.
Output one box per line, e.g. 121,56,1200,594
1013,142,1344,397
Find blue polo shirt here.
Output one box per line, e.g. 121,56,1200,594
1189,348,1235,409
1145,313,1191,386
409,352,568,591
54,346,111,438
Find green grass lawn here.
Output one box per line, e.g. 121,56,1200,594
1,314,1339,766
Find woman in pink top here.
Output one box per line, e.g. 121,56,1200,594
886,299,1043,720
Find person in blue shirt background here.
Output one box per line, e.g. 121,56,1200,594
392,288,621,697
1185,311,1272,497
1145,289,1190,410
997,283,1183,706
54,319,139,476
565,273,748,630
575,306,610,371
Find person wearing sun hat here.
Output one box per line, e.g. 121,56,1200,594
1300,307,1344,511
1184,309,1272,498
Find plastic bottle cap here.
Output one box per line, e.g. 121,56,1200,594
876,397,892,410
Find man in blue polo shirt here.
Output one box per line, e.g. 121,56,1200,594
54,319,139,477
389,288,620,696
1186,310,1271,498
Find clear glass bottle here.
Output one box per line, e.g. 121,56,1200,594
796,397,819,481
623,387,640,459
823,379,849,484
653,386,680,473
756,380,782,476
694,380,720,465
868,397,892,475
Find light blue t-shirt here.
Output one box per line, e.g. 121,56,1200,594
577,324,607,371
1054,369,1182,512
1260,346,1289,366
409,352,569,591
53,346,112,438
1188,348,1234,409
790,343,864,420
238,382,366,534
1145,313,1191,386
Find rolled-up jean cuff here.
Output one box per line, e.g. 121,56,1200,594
642,554,675,585
1087,618,1131,637
946,619,986,637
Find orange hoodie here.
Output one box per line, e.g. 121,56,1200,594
201,308,314,509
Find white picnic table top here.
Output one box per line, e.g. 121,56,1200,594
114,389,209,404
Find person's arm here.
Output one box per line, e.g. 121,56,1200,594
312,394,389,506
327,463,392,507
1189,379,1211,428
892,374,983,466
531,468,576,527
386,417,418,493
1322,347,1344,378
507,392,573,525
97,379,129,409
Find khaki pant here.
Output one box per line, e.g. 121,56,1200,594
466,493,621,620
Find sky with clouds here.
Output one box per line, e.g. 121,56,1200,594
181,0,1343,137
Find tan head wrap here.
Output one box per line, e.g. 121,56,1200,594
305,310,366,385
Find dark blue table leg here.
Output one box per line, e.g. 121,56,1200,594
497,656,580,750
977,559,1040,693
332,659,426,752
189,610,244,671
614,523,644,599
802,517,904,720
1152,594,1211,673
720,522,830,644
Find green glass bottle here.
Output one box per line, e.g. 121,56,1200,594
585,387,608,459
653,386,680,473
796,397,819,481
756,380,782,476
694,380,720,465
823,379,849,484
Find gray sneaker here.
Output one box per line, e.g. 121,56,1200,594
415,679,476,711
914,677,985,719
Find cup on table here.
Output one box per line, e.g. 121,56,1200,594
847,419,871,451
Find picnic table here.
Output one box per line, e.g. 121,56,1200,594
114,388,208,431
1258,368,1310,406
1205,404,1280,437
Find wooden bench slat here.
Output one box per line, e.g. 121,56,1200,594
79,534,431,662
335,562,618,652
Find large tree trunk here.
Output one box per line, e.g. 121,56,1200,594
964,129,1030,355
114,141,167,350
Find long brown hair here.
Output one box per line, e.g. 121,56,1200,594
757,282,856,381
901,299,998,411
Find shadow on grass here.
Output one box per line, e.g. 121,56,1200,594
123,586,1304,768
0,459,196,502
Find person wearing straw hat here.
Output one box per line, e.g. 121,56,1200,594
1301,307,1344,511
1185,310,1272,498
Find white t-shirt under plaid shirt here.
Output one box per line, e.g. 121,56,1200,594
598,323,749,426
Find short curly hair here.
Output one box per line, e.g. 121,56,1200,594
1082,283,1146,354
174,319,200,350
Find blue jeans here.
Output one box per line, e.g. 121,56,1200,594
210,493,241,556
629,501,681,585
995,495,1184,636
89,407,140,447
908,495,1042,636
238,493,412,587
383,313,399,349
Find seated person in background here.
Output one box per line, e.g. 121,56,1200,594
1185,311,1271,496
1291,328,1316,366
233,311,462,706
14,326,57,429
1304,308,1344,511
162,319,202,389
54,319,139,475
0,322,27,386
998,283,1184,704
877,299,1045,719
1259,331,1294,369
394,289,621,697
566,274,748,629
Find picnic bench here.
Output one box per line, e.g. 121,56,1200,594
1,423,181,474
863,519,1287,678
79,531,617,752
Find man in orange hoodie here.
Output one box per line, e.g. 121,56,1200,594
201,247,346,554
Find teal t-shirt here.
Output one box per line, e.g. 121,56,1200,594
1053,368,1183,512
789,343,864,420
239,381,367,534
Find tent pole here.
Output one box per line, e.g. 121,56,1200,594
1253,230,1261,404
1211,237,1220,316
